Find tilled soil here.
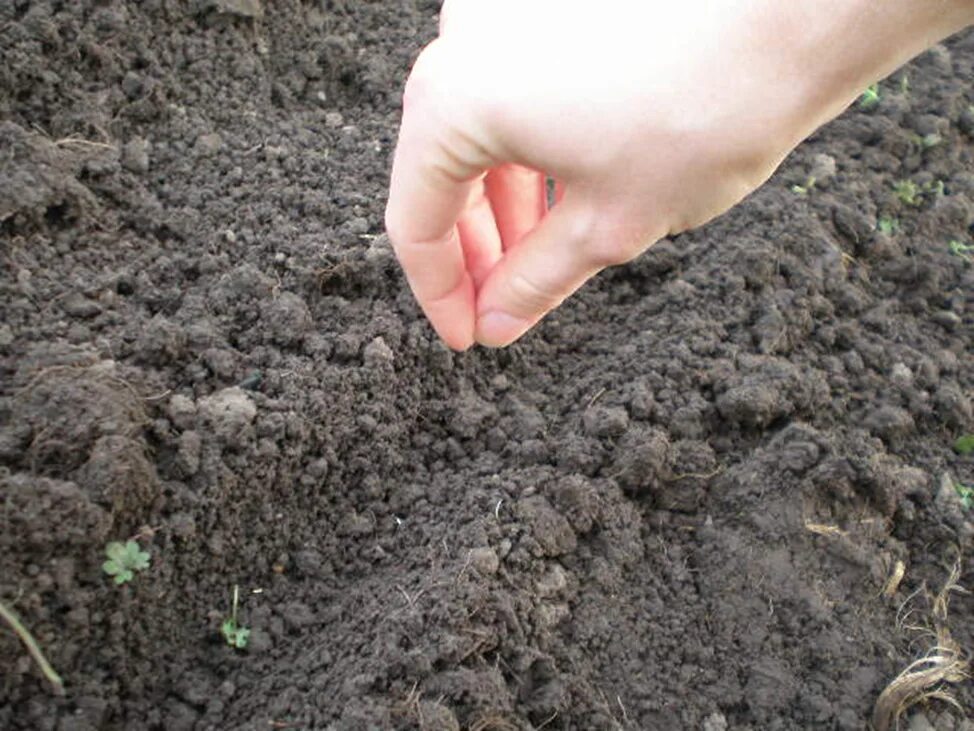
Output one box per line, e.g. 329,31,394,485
1,3,973,730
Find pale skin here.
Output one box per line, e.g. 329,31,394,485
385,0,974,350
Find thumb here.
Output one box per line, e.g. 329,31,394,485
474,196,640,347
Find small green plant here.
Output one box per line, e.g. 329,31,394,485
910,132,943,150
893,180,921,206
221,585,250,649
955,482,974,511
899,74,910,95
877,217,899,235
924,179,945,198
102,541,150,585
860,83,881,109
791,176,816,196
954,434,974,455
949,240,973,262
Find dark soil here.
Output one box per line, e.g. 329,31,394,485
2,3,973,730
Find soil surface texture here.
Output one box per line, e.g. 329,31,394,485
2,3,973,730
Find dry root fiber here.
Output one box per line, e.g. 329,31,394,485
871,559,969,731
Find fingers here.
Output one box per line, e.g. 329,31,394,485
475,192,663,347
484,164,548,250
391,227,477,351
385,153,476,350
385,44,494,351
457,179,503,288
554,179,566,206
474,196,605,347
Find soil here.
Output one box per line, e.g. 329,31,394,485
1,3,973,730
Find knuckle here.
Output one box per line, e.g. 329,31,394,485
562,206,629,268
507,271,558,313
585,223,653,268
586,237,637,268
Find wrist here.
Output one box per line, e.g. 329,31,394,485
782,1,974,133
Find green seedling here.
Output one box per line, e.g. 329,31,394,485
911,132,942,150
102,540,150,585
893,180,921,206
860,83,881,109
924,179,945,197
954,434,974,455
877,217,899,235
899,74,910,95
956,482,974,511
893,179,945,207
949,240,973,262
221,585,250,649
791,176,816,196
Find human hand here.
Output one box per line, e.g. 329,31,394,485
385,0,973,350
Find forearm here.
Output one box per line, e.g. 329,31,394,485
782,0,974,132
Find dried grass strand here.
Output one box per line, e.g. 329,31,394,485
872,558,969,731
0,600,64,693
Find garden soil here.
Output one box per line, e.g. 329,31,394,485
2,2,973,730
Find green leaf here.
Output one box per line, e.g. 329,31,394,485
955,483,973,511
893,180,920,206
949,241,973,262
132,555,150,570
105,542,128,562
123,541,150,570
233,628,250,649
877,218,899,235
955,434,974,455
221,618,249,649
859,84,881,109
102,540,150,585
113,569,134,585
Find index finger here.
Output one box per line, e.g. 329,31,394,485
384,47,490,351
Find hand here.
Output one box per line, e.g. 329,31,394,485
385,0,973,350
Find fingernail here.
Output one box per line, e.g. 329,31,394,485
476,311,530,347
